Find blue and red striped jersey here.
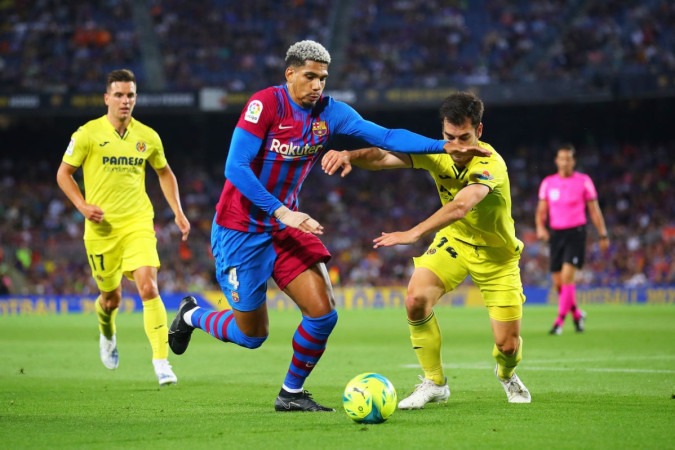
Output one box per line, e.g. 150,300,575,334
215,84,447,233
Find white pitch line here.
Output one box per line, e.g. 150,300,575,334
400,363,675,374
528,355,675,363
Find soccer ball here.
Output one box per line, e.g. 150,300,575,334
342,372,397,424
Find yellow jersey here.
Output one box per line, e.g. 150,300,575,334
411,141,520,251
62,115,167,239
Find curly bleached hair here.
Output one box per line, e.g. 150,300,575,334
285,40,331,67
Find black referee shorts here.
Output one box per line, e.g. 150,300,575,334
549,226,587,272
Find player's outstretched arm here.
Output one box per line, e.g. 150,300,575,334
321,147,411,177
442,142,492,158
321,150,354,176
373,184,489,248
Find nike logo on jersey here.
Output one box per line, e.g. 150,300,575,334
478,161,489,165
278,124,293,129
99,141,110,147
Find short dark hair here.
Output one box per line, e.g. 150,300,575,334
558,143,576,157
106,69,136,90
439,91,484,128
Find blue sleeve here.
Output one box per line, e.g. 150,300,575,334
224,127,284,215
332,102,446,154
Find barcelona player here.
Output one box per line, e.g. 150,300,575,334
56,69,191,385
322,92,531,406
167,40,489,412
536,144,609,335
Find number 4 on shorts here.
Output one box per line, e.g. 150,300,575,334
228,267,240,290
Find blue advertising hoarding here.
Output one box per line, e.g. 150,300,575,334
1,286,673,315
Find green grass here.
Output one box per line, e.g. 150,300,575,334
1,305,674,449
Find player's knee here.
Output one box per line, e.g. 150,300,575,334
100,292,121,310
404,290,430,315
496,337,520,356
305,309,338,334
322,309,339,331
239,333,268,349
136,283,159,300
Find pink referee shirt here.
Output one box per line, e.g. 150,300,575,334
538,172,598,230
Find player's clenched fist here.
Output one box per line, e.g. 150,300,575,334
80,204,105,223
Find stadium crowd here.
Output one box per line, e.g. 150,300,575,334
0,0,142,93
2,0,673,92
1,0,673,295
1,136,673,295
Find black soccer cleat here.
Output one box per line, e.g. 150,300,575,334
274,389,335,412
549,325,562,335
168,296,198,355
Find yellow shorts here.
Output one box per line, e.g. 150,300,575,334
414,233,526,309
84,228,160,292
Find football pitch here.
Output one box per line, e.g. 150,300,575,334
1,304,673,449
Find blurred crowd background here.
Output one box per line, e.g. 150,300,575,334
3,0,674,93
0,0,673,295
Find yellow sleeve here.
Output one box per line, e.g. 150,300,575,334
410,153,440,172
466,146,505,192
62,126,92,167
145,129,168,170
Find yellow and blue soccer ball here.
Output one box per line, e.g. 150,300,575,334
342,372,397,424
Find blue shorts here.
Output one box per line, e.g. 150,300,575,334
211,222,331,311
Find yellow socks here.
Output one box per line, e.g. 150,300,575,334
142,297,169,360
493,336,523,379
409,311,445,385
96,296,117,339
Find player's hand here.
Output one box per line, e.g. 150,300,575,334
443,143,491,158
373,230,421,248
536,228,550,242
321,150,352,177
80,204,105,223
175,212,191,241
599,236,610,252
274,205,324,235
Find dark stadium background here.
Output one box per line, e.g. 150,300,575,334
1,0,674,298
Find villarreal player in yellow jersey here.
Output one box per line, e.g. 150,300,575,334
322,91,531,406
56,69,190,385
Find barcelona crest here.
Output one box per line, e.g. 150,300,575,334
136,141,147,153
312,121,327,137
